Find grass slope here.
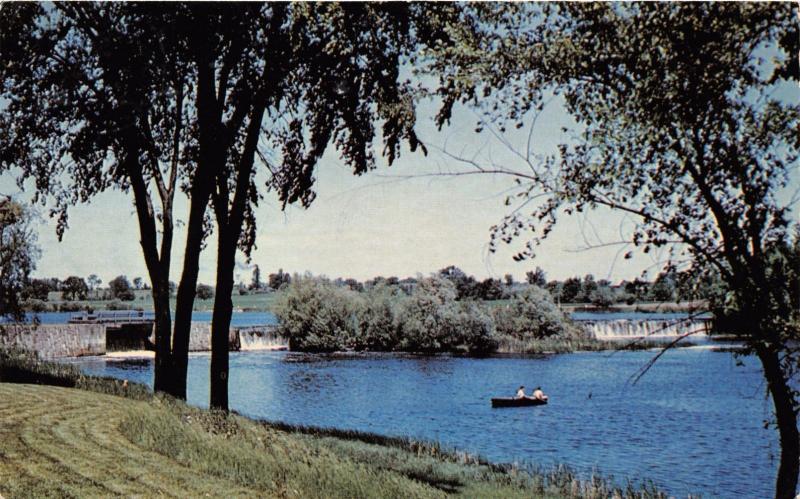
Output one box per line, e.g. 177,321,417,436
37,290,278,313
0,381,672,499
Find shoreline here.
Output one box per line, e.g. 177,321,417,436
82,342,743,362
97,345,290,361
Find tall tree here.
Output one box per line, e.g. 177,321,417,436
429,3,799,496
1,3,463,409
250,265,261,291
62,276,88,301
202,2,463,410
0,199,39,321
86,274,101,298
525,267,547,287
0,3,195,396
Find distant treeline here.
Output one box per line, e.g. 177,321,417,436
24,263,717,312
254,264,719,307
273,275,582,354
20,274,215,311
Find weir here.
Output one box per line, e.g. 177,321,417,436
582,319,711,341
1,321,288,358
238,327,289,351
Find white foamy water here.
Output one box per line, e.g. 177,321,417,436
238,327,289,351
585,319,710,340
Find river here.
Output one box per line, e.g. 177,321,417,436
69,347,778,498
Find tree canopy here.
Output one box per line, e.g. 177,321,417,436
0,2,465,410
427,3,799,497
0,199,39,321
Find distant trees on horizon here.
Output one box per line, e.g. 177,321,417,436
17,264,718,308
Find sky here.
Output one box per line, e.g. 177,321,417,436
3,84,798,288
1,94,684,288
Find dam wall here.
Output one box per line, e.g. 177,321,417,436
583,319,711,341
1,322,288,359
178,323,288,351
0,324,105,359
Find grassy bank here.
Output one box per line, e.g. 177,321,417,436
0,352,675,498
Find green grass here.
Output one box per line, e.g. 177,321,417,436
34,289,279,312
0,351,678,498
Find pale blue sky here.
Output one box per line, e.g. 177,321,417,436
3,89,798,287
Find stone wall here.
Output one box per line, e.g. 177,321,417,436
0,324,105,359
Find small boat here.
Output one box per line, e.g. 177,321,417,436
491,397,548,408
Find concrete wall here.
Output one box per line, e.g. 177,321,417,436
0,324,105,359
183,323,287,351
186,322,239,352
2,322,286,359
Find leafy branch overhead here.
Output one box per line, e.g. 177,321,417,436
426,4,800,497
428,3,798,271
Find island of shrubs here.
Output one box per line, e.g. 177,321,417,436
273,275,587,354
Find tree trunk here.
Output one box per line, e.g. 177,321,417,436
756,345,799,499
169,25,226,400
210,229,236,411
123,149,177,396
170,194,209,400
151,279,173,394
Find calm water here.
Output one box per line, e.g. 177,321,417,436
70,348,780,498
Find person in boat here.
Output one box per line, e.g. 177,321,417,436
515,385,526,399
532,386,548,402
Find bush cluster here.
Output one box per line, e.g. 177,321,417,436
274,275,575,354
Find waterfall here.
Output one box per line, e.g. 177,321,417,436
585,319,709,341
238,326,289,351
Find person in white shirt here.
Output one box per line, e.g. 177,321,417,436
515,386,526,399
532,386,548,401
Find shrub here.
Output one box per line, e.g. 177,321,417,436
273,276,360,351
493,286,574,340
353,283,403,351
196,283,215,300
109,275,136,301
451,302,498,355
396,277,459,352
22,299,53,312
106,299,132,311
276,275,504,354
590,287,615,308
57,301,83,312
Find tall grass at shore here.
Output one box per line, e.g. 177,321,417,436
0,347,150,399
493,335,691,354
123,396,674,498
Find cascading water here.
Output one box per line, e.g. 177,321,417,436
238,326,289,351
584,319,710,341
